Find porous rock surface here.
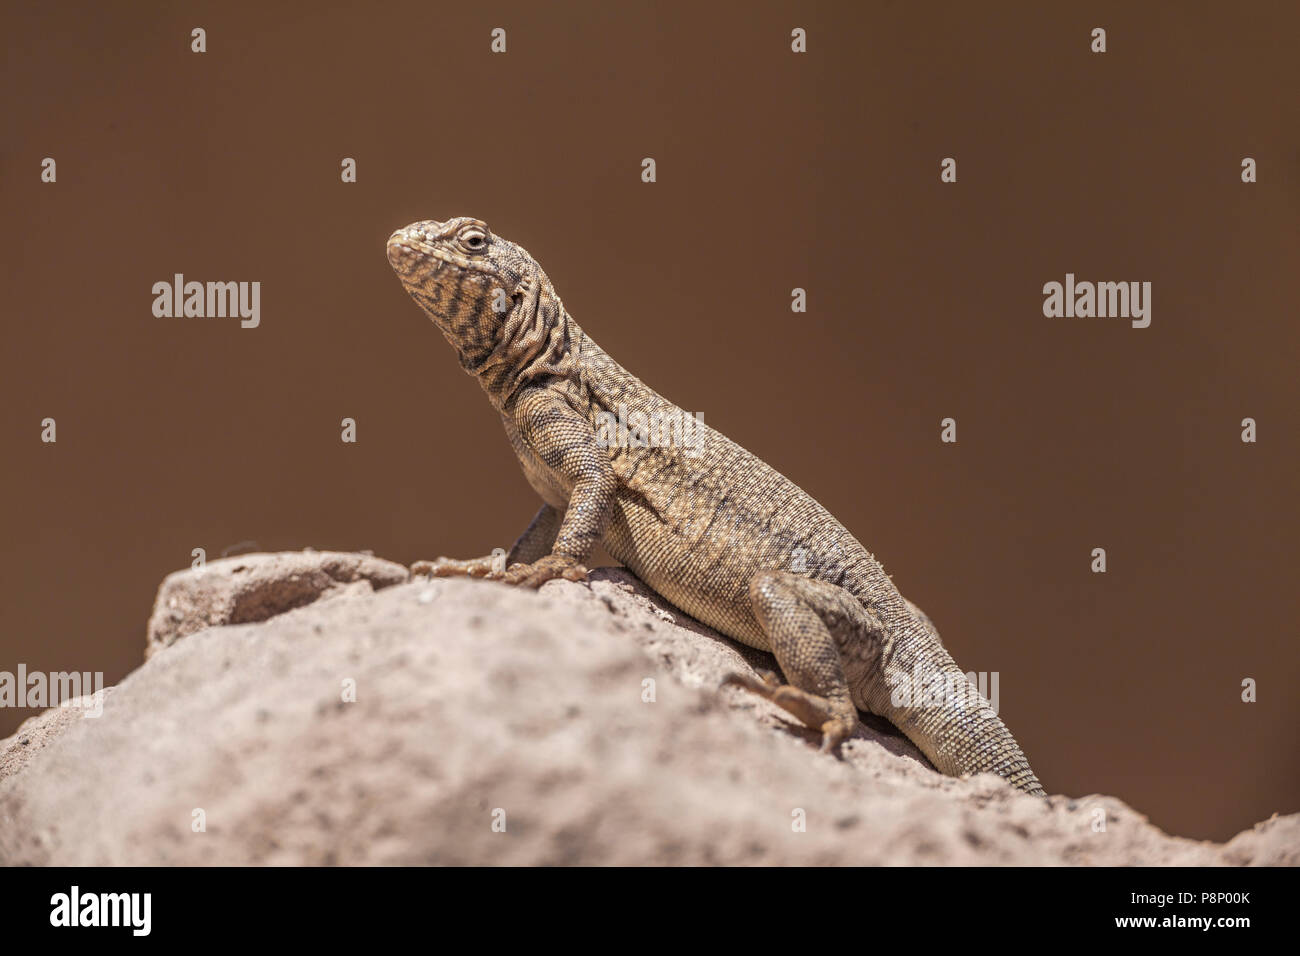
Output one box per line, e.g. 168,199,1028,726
1,551,1294,865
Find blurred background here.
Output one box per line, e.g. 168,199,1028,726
2,0,1296,841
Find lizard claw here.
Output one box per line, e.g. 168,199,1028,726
411,556,501,579
720,670,780,697
492,554,588,589
817,718,853,754
723,671,855,755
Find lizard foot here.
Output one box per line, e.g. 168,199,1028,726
493,553,588,589
721,671,855,754
721,670,781,694
410,555,503,579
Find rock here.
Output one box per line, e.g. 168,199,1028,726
0,690,113,783
1221,814,1300,866
144,550,409,659
0,553,1293,865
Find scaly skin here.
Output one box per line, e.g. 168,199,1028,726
387,217,1044,796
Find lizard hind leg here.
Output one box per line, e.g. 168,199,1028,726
723,571,883,755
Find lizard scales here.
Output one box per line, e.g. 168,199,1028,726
387,217,1044,796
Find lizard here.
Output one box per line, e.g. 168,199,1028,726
386,216,1045,796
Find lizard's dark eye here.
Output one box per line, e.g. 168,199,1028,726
464,232,486,250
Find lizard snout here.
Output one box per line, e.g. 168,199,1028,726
387,230,419,272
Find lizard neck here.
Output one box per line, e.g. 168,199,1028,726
470,279,592,414
468,280,653,421
459,272,685,486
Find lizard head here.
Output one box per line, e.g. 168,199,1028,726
387,217,538,372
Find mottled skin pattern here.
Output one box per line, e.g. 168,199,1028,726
387,217,1045,795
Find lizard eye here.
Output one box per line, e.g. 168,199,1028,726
462,230,487,251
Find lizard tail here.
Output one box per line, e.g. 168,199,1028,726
869,645,1046,796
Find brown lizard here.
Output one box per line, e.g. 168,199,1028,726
387,217,1045,795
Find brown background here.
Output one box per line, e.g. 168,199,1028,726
2,1,1296,842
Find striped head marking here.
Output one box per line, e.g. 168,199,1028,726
387,217,537,370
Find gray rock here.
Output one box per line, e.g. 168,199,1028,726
0,554,1294,865
145,550,409,658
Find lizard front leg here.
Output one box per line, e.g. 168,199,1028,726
411,503,561,579
489,388,616,588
